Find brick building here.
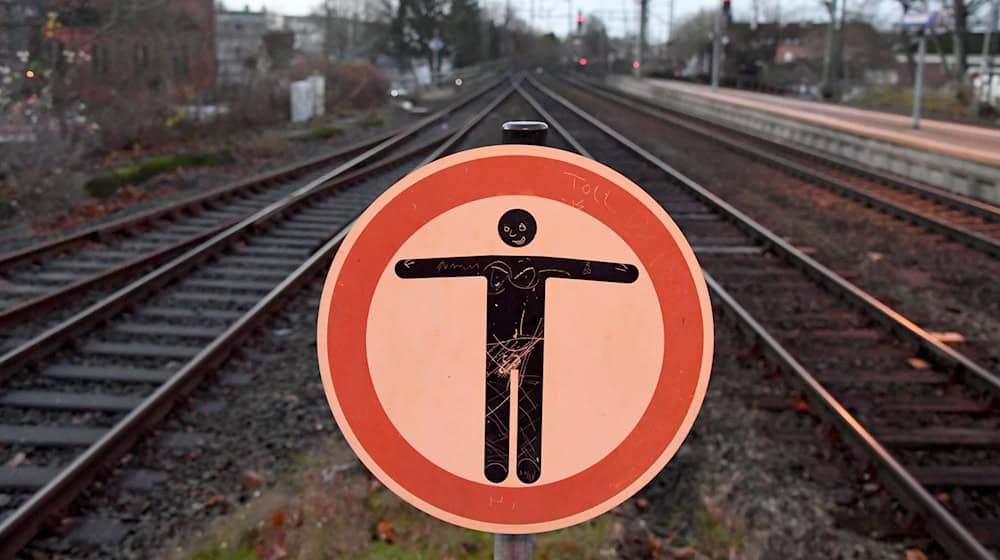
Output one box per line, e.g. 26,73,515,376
47,0,216,105
215,7,268,90
0,0,44,101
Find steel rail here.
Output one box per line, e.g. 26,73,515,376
0,131,393,273
513,81,592,157
521,78,996,560
528,76,1000,396
0,80,507,377
0,72,507,274
703,273,996,560
0,76,508,331
0,81,516,557
577,77,1000,224
0,220,234,330
567,77,1000,259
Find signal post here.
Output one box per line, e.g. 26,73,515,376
712,0,731,90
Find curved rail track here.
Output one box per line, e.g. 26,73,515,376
0,73,506,349
0,78,515,556
568,76,1000,259
522,76,999,559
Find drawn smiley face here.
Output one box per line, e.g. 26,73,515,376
498,209,537,248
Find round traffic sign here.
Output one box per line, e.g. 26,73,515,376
317,145,713,533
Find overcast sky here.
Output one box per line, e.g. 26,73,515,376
252,0,904,41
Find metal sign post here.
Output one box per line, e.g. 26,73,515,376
429,36,444,86
495,533,535,559
912,28,928,129
710,12,722,90
903,10,938,129
491,120,549,560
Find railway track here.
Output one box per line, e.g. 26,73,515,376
566,76,1000,259
0,78,516,557
521,76,999,559
5,72,997,558
0,73,506,350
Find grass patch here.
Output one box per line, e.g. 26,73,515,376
188,541,256,560
176,438,617,560
310,124,345,140
358,112,384,129
849,84,969,118
242,135,290,159
83,150,233,198
691,502,746,558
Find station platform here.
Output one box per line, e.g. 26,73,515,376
604,76,1000,204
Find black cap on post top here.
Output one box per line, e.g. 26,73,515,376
501,121,548,146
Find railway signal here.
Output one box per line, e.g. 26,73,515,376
712,0,730,89
316,139,714,536
576,10,584,32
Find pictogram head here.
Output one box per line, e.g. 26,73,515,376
498,209,536,248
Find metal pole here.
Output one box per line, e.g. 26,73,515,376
820,0,836,96
981,0,998,107
637,0,649,77
494,534,535,559
912,28,927,129
502,121,549,145
567,0,573,38
711,10,721,90
668,0,675,41
492,121,544,560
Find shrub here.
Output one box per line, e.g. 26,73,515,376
310,124,344,139
83,150,233,197
328,63,389,111
358,112,384,129
850,84,969,118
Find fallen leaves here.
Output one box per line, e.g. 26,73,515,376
5,452,26,467
34,185,177,235
242,469,266,490
203,495,225,508
927,331,965,346
907,357,930,370
794,398,811,413
375,520,396,543
270,509,286,528
669,545,699,558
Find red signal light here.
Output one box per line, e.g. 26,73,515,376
632,61,640,69
579,57,588,66
576,13,584,23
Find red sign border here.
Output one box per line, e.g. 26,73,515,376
317,145,714,533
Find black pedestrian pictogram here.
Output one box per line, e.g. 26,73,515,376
395,209,639,484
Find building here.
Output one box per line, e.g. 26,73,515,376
215,7,268,90
895,32,1000,89
0,0,44,103
269,14,325,58
46,0,216,105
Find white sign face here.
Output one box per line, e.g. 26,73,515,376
903,10,939,28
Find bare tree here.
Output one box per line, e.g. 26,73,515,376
947,0,991,93
669,9,715,69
